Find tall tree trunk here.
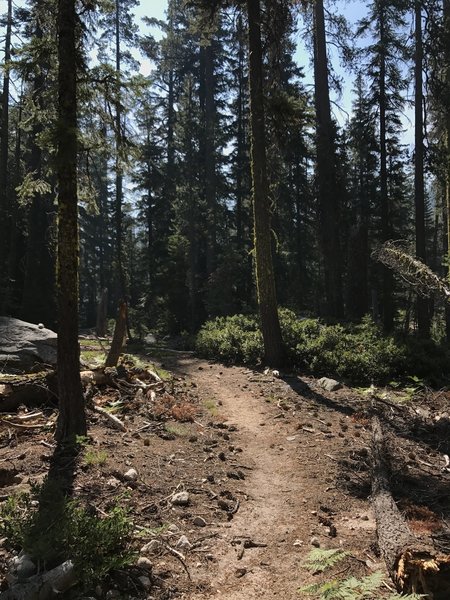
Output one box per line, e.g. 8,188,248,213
0,0,12,282
379,11,394,332
313,0,343,319
246,0,284,367
414,0,429,337
114,0,132,340
55,0,86,441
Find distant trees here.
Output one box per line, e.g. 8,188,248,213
1,0,450,371
357,0,410,332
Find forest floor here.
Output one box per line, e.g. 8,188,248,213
0,346,450,599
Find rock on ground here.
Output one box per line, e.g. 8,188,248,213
318,377,342,392
0,318,57,373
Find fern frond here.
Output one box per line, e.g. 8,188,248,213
303,548,349,573
335,571,383,597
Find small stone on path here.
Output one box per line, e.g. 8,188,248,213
124,468,138,481
137,557,152,571
171,491,190,506
177,535,192,550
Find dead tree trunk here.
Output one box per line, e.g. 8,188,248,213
105,301,127,367
371,416,450,597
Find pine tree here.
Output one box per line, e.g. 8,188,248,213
346,73,378,320
357,0,409,331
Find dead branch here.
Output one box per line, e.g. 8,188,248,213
373,241,450,301
92,405,126,432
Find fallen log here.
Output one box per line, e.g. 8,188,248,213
371,416,450,598
0,366,155,413
0,373,58,412
0,370,109,413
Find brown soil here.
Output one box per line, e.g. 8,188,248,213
1,352,450,599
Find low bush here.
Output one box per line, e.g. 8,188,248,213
196,314,262,364
196,309,450,385
0,478,135,587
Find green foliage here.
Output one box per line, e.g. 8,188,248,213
196,310,450,384
196,314,263,364
299,548,424,599
299,571,383,598
16,172,52,205
302,548,349,573
84,448,108,467
0,479,135,587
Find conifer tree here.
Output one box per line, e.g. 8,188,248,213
357,0,409,331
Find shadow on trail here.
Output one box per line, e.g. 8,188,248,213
281,375,357,417
26,442,80,567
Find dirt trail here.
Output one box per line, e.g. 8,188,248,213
167,357,374,599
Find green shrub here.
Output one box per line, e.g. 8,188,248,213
197,309,450,385
0,479,135,587
196,314,263,364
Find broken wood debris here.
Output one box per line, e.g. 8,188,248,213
92,405,126,432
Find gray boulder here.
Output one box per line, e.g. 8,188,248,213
318,377,342,392
0,318,57,373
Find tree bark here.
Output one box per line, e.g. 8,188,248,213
246,0,284,367
55,0,86,441
96,287,108,337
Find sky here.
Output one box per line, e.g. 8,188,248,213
135,0,167,23
1,0,413,142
